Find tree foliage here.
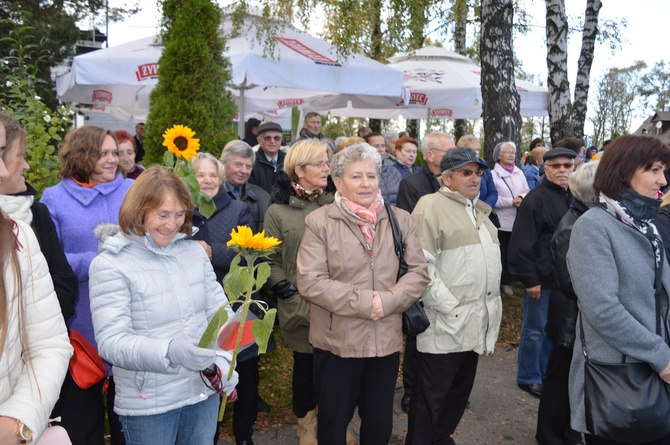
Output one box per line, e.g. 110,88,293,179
0,2,138,109
588,61,645,146
0,22,74,196
143,0,237,165
640,61,670,113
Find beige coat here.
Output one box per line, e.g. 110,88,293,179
296,203,429,358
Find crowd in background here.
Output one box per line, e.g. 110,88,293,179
1,108,668,445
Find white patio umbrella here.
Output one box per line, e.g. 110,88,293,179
56,15,407,137
320,46,548,120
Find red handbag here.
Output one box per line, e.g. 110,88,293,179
68,329,107,390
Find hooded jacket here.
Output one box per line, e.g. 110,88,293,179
89,224,231,416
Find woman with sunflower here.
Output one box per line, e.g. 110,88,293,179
88,166,238,445
40,125,134,445
263,138,334,445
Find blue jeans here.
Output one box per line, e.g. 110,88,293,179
517,289,553,385
120,394,218,445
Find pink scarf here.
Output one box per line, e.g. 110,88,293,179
335,191,384,251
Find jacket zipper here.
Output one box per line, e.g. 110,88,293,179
369,248,378,357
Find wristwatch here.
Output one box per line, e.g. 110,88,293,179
16,420,33,444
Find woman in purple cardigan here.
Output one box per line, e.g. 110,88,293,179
41,125,134,445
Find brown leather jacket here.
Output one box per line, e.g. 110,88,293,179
296,203,430,358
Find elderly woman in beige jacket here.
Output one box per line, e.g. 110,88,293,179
297,143,429,445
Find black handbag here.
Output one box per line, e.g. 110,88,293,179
580,279,670,442
385,202,429,336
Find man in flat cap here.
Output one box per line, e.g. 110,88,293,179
249,121,286,194
406,148,503,444
508,147,576,399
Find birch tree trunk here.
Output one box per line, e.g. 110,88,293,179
571,0,602,139
480,0,520,165
453,0,468,142
545,0,573,143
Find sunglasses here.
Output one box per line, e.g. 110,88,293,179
456,168,485,177
545,162,574,170
261,135,282,142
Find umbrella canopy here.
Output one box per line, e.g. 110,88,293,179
56,15,407,136
321,46,548,119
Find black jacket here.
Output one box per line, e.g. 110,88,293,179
548,198,589,348
249,149,287,195
396,164,440,214
14,184,78,323
224,182,271,233
191,188,253,284
509,179,572,288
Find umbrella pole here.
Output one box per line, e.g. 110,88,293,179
237,80,246,139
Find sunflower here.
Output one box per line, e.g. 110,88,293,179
162,124,200,161
227,226,281,252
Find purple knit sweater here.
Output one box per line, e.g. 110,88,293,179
40,174,134,357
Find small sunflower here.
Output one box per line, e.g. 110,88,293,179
162,124,200,161
227,226,281,252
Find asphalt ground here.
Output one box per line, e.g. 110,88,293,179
218,345,541,445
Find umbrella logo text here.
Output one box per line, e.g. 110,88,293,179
410,92,428,105
136,63,159,81
91,90,113,104
275,37,342,67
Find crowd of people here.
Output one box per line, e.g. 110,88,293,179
1,107,669,445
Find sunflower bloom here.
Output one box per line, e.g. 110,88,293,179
227,226,281,252
162,124,200,161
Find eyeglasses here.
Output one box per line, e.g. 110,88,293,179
500,151,516,155
456,168,485,177
545,162,574,170
303,161,330,169
430,147,449,154
261,135,282,142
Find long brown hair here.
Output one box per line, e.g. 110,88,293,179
0,206,24,359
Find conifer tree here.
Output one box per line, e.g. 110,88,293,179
144,0,237,164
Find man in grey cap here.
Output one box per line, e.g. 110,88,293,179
249,121,286,194
406,147,503,444
508,147,576,399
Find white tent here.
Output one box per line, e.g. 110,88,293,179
56,15,407,136
320,46,548,120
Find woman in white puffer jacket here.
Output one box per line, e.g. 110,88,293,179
0,120,72,444
89,167,237,445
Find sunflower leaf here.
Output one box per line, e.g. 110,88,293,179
198,305,229,348
223,259,247,302
163,151,175,169
254,262,271,290
196,193,216,219
251,307,276,354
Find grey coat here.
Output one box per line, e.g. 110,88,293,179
566,204,670,434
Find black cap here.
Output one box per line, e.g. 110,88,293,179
440,147,489,173
543,147,577,161
257,122,283,135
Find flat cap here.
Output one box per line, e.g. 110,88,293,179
257,122,283,135
543,147,577,161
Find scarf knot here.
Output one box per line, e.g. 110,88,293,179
292,182,323,201
335,191,384,251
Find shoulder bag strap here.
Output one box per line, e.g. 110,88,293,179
385,202,404,259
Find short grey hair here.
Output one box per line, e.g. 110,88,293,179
569,160,599,204
383,130,398,140
493,141,516,162
220,140,255,165
421,132,453,157
192,152,225,183
330,143,381,179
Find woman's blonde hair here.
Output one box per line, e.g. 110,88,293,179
119,166,194,236
284,139,330,182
